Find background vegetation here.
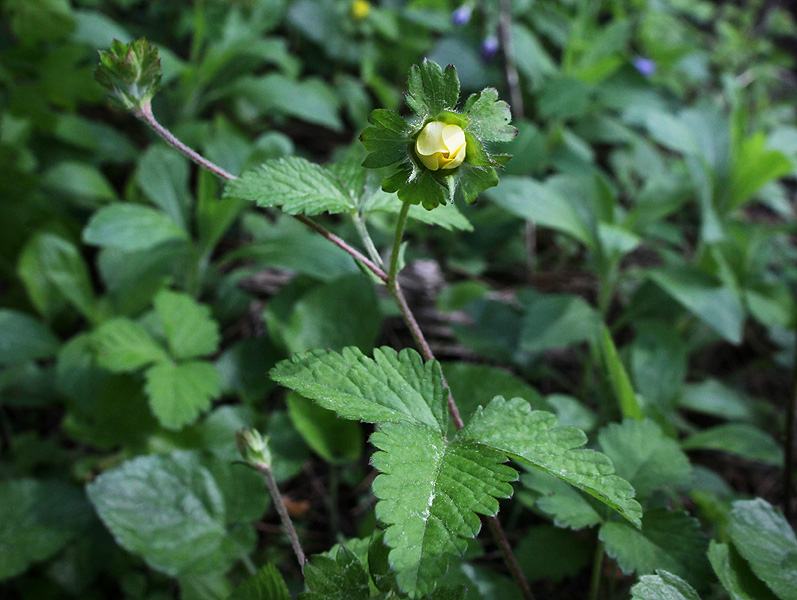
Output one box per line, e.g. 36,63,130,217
1,0,797,599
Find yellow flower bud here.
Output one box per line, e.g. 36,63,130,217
351,0,371,20
415,121,467,170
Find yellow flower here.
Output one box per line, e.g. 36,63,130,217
351,0,371,20
415,121,467,170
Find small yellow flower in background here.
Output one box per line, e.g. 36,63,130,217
351,0,371,20
415,121,467,170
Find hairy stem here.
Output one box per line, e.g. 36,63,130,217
256,463,306,572
133,104,389,284
353,212,385,268
388,200,411,288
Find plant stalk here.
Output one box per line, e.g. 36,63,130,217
133,104,388,284
589,539,605,600
353,212,385,268
255,463,306,572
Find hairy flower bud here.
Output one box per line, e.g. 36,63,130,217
415,121,467,171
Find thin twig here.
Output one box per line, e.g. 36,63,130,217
498,0,524,119
257,463,306,572
486,516,536,600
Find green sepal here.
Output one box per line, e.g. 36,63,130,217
463,132,493,167
458,163,499,204
382,165,412,194
398,170,448,210
95,38,162,111
464,88,517,143
406,60,459,120
436,110,469,129
360,109,412,168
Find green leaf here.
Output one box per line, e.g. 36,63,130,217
83,203,188,251
598,419,692,500
457,162,499,205
368,531,397,593
35,233,98,321
648,266,744,344
516,525,592,583
0,479,90,580
0,310,60,367
362,189,473,232
731,133,792,210
135,145,192,230
709,541,780,600
224,157,355,215
301,546,370,600
461,397,642,527
287,393,363,465
599,325,645,420
144,360,220,430
484,177,594,248
463,88,516,143
600,508,710,588
521,471,603,530
681,425,782,466
406,60,459,119
518,290,600,354
630,571,702,600
232,564,290,600
270,346,448,431
93,317,170,372
154,289,221,360
629,321,687,410
397,169,449,210
371,420,517,596
360,109,412,168
727,498,797,600
87,451,261,577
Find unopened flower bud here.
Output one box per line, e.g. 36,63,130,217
415,121,467,170
236,428,272,470
632,56,656,77
481,35,500,60
451,5,472,26
351,0,371,20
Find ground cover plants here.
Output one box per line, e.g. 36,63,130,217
2,1,797,599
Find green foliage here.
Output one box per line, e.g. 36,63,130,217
630,571,702,600
232,564,290,600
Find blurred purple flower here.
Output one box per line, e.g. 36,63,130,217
632,56,656,77
481,35,499,60
451,5,472,26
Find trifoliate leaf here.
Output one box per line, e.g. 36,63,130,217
461,397,642,527
630,571,702,600
225,157,355,215
87,451,261,577
598,419,692,500
270,346,448,432
301,546,370,600
600,508,710,589
360,109,412,168
727,498,797,600
144,360,221,429
406,60,459,120
371,420,517,596
231,564,290,600
0,479,91,580
463,88,516,143
153,289,221,360
708,541,779,600
93,317,169,372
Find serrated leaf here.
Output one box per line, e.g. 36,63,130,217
93,317,170,372
83,203,189,251
0,479,91,581
463,88,516,143
301,546,370,600
225,157,355,215
600,508,710,588
457,163,499,205
371,420,517,596
0,310,60,367
270,346,448,431
461,396,642,527
521,471,602,530
154,289,221,360
709,541,780,600
87,452,260,577
360,109,412,168
398,169,449,210
630,571,702,600
144,360,220,430
727,498,797,600
406,60,459,119
598,419,692,500
232,564,290,600
368,531,397,593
